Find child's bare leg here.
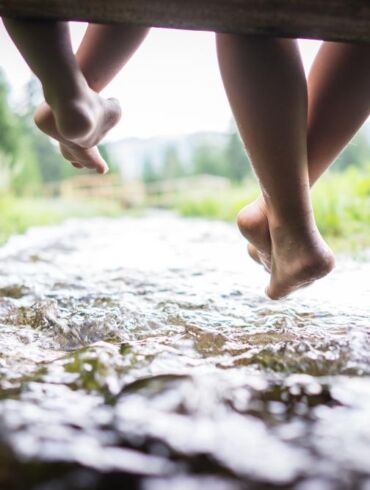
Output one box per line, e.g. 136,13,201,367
33,24,149,169
307,41,370,182
216,34,334,299
76,24,149,93
238,41,370,267
3,19,121,170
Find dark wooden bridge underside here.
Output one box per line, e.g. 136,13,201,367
0,1,369,44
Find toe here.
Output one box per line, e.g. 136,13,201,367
60,143,108,174
80,147,109,174
87,147,109,174
247,243,262,265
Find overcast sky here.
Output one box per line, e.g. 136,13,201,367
1,21,323,141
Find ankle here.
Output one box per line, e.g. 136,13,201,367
264,196,316,236
60,99,96,143
43,72,90,113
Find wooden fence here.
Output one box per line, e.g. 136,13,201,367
43,174,231,208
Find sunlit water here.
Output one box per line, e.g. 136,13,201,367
0,212,369,490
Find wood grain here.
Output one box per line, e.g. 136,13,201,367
0,0,369,44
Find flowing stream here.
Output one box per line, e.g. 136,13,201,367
0,212,369,490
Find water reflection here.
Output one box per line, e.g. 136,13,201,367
0,213,369,489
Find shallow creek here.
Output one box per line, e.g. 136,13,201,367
0,213,369,490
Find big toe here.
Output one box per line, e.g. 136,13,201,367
60,143,108,174
247,243,262,265
248,243,271,272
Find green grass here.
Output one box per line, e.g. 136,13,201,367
311,167,370,252
0,196,125,245
174,184,260,222
1,167,369,255
175,167,370,254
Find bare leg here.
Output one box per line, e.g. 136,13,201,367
236,41,370,267
3,19,122,172
75,24,149,93
33,23,149,170
216,34,334,299
307,42,370,182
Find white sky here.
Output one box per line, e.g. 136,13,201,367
0,21,322,141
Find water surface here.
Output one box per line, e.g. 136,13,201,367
0,213,369,490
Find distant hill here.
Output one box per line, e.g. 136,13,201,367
106,122,370,181
106,131,229,180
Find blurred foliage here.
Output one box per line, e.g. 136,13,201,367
0,74,41,191
0,66,369,254
141,123,370,186
176,166,370,253
0,195,123,245
0,71,92,195
334,132,370,172
141,126,252,183
98,142,120,175
175,185,259,222
142,156,158,183
311,166,370,251
0,71,127,244
143,121,370,253
192,143,228,177
224,130,252,181
162,145,185,179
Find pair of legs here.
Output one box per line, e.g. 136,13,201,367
3,19,149,172
216,36,370,298
4,19,370,298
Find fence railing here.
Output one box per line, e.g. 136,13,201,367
43,174,231,208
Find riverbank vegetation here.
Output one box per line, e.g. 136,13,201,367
175,166,370,254
0,69,369,254
0,70,124,244
0,196,123,245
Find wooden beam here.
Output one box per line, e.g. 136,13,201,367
1,0,370,44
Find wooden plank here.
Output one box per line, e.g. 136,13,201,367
0,0,370,44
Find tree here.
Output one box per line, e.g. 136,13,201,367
142,156,158,183
334,131,370,172
0,70,21,161
192,143,227,177
161,145,185,179
20,78,74,184
225,130,251,182
0,70,41,193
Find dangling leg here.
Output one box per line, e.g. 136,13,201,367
3,19,123,173
216,34,334,298
236,41,370,268
33,23,149,170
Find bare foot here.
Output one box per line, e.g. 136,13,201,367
266,221,335,299
34,95,120,174
237,198,335,299
52,91,121,149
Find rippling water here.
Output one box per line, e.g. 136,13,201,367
0,212,369,490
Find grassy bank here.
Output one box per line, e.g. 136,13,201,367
0,196,124,245
175,167,370,254
1,167,368,254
